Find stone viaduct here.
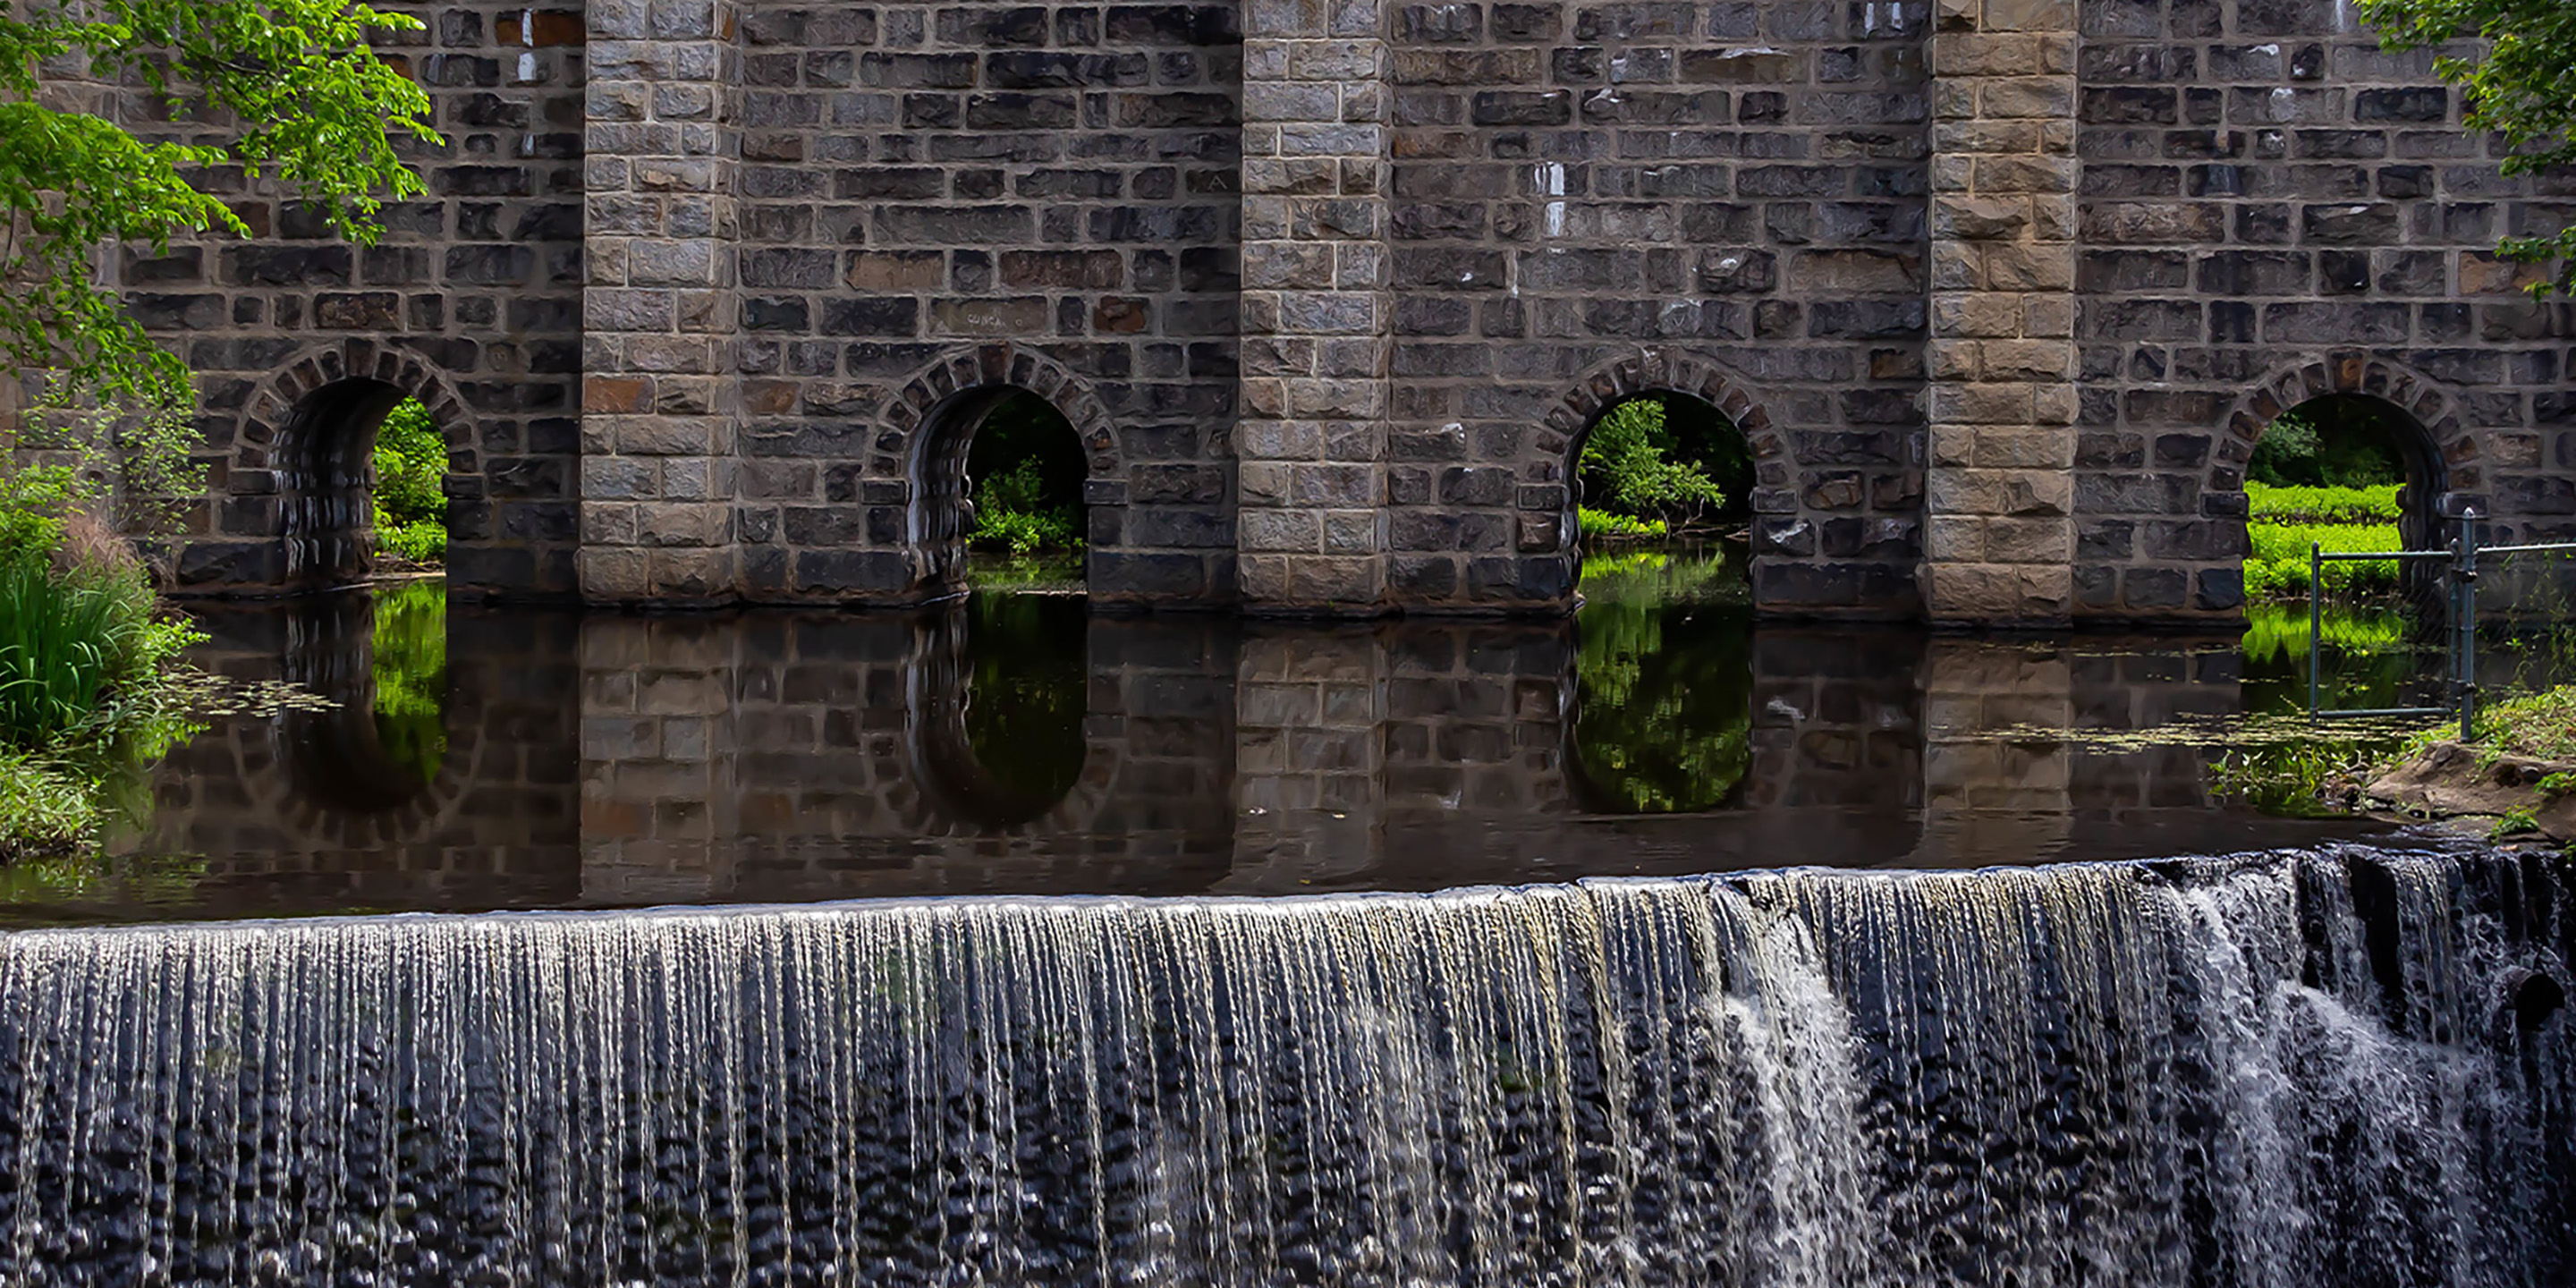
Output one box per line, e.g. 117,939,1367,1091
131,0,2576,624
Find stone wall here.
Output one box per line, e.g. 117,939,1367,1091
150,3,587,598
127,0,2576,623
2072,0,2576,621
1379,0,1933,614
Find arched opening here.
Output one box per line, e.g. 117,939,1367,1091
2237,392,2449,716
270,377,453,803
911,595,1089,829
1567,389,1758,813
274,377,453,587
918,386,1091,592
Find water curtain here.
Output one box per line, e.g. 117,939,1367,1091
0,847,2566,1286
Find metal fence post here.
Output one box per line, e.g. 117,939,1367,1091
2454,522,2478,742
2318,540,2339,721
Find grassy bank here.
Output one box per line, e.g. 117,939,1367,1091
2242,481,2402,599
0,521,202,860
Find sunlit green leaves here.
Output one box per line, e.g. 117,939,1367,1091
2360,0,2576,293
0,0,433,407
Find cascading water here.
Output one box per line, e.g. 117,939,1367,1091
0,844,2565,1287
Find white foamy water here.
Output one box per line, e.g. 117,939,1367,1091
0,847,2563,1285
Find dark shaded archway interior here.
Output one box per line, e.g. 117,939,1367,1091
278,377,409,589
917,386,1092,589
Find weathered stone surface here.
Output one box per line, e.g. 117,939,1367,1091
144,0,2575,624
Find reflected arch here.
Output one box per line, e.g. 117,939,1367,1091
905,596,1096,829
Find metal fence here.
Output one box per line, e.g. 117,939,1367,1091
2307,517,2576,740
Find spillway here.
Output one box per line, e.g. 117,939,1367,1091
0,845,2565,1286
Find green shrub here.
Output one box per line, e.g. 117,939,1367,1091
1581,399,1725,526
1579,506,1665,540
970,457,1083,555
2242,521,2402,599
2245,481,2402,526
372,399,447,565
0,554,181,749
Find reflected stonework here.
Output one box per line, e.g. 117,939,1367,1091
70,580,2429,926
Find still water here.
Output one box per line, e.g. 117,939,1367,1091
20,543,2478,926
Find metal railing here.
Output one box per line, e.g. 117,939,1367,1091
2307,525,2576,741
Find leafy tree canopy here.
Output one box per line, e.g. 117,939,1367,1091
2361,0,2576,294
0,0,433,410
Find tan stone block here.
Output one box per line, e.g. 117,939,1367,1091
1922,561,2026,621
2030,194,2079,240
580,547,650,600
1239,507,1321,553
1985,515,2073,563
1998,468,2073,517
1930,339,1981,381
1925,513,1987,561
1936,195,2029,240
1936,120,2042,154
2033,380,2078,426
1970,426,2073,468
1238,461,1295,504
1240,377,1287,418
637,502,730,548
1929,423,1980,467
1931,154,1974,192
1931,79,1977,122
1934,33,2038,77
2462,252,2543,296
1979,76,2074,120
1973,155,2077,195
586,375,652,413
1978,339,2073,382
1931,242,1980,290
1237,554,1293,601
2039,33,2077,74
1980,242,2075,291
1934,292,2023,339
1288,555,1385,606
2024,294,2074,338
1980,0,2075,32
1959,382,2035,425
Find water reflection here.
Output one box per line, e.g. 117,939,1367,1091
1572,540,1754,812
47,551,2479,925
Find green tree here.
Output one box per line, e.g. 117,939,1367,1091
2361,0,2576,294
1580,399,1725,527
0,0,433,411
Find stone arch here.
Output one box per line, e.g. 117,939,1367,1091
199,339,475,592
2207,352,2476,503
865,343,1123,594
1536,348,1794,582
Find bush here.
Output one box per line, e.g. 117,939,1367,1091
2246,481,2402,526
970,457,1083,555
1580,399,1725,526
2242,521,2402,598
1580,506,1666,540
372,399,446,566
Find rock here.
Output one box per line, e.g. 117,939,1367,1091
2363,741,2576,839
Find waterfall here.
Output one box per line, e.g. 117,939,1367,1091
0,845,2565,1286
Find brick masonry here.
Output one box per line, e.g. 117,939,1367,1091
128,0,2576,623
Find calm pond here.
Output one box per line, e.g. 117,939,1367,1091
6,541,2504,926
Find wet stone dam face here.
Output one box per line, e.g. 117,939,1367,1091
0,845,2568,1286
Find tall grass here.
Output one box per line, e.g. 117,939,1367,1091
0,555,158,747
0,520,202,861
